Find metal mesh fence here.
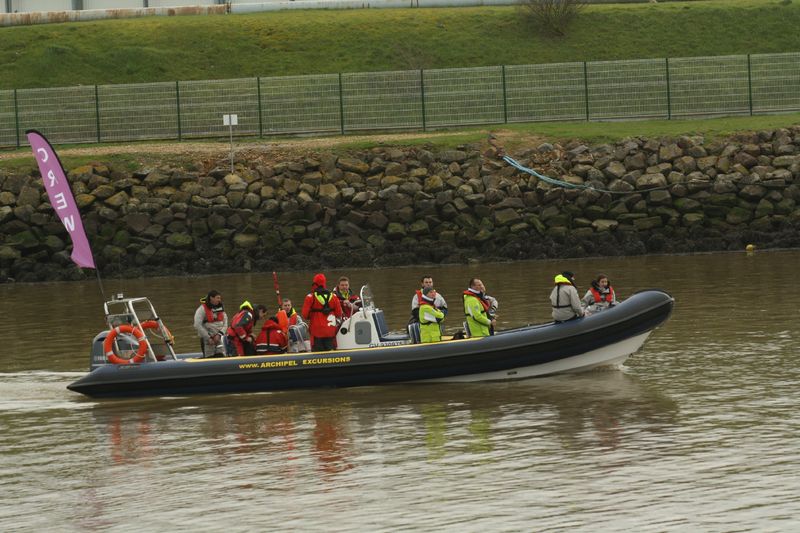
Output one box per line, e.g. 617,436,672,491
16,85,97,144
505,62,587,123
2,52,799,148
423,66,505,128
342,70,423,132
98,82,179,142
0,90,16,148
260,74,341,135
751,52,800,113
588,58,669,120
669,55,751,118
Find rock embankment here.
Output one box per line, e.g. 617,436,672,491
2,128,800,282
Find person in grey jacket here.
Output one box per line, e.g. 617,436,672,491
193,290,228,357
550,271,584,322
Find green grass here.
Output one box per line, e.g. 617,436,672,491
1,0,799,90
2,112,799,173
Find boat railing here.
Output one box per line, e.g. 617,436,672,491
103,294,177,362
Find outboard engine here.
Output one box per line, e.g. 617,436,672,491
90,331,139,370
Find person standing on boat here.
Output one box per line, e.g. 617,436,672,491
302,274,343,352
551,271,585,322
582,274,618,315
333,276,362,319
193,290,228,358
410,275,448,323
419,287,446,343
226,301,267,356
463,278,495,337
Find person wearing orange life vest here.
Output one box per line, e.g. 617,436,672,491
255,314,289,355
301,274,343,352
281,298,304,327
582,274,618,315
551,271,584,322
193,290,228,358
226,301,267,356
463,278,495,337
333,276,362,319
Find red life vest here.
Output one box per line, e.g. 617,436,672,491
255,319,288,354
462,290,491,313
202,301,225,323
590,286,615,304
227,309,255,339
286,308,299,326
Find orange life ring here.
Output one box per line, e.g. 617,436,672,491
104,325,149,365
140,320,174,344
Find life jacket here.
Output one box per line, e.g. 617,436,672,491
285,307,299,326
552,275,575,309
590,286,615,304
255,319,288,354
334,288,361,318
201,300,225,323
462,290,491,314
227,309,254,339
313,288,333,314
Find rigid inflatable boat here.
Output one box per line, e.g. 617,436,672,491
67,286,674,398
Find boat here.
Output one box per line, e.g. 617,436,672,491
67,286,674,398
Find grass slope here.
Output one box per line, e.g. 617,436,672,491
1,0,798,90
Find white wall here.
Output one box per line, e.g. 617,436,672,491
8,0,72,13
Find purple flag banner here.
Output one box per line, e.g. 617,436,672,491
26,130,96,270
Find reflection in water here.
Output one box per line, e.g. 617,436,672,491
86,373,677,479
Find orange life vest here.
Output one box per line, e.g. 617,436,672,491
590,286,615,304
202,301,225,323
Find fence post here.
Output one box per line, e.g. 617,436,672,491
583,62,590,121
747,54,753,116
501,65,508,124
338,73,345,135
13,89,20,148
420,69,427,131
256,77,263,138
95,85,101,143
175,81,182,141
665,57,672,120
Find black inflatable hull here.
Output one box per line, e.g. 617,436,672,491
67,290,674,398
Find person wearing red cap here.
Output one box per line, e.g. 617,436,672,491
301,273,343,352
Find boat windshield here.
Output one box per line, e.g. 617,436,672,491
359,284,375,311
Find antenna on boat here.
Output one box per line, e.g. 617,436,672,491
272,271,282,307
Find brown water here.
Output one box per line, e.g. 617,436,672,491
1,251,798,531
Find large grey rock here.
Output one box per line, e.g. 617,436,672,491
338,157,369,174
659,143,683,162
635,173,667,190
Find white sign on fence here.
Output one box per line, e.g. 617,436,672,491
223,114,238,126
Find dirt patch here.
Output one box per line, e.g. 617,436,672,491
0,128,551,168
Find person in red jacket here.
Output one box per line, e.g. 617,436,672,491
226,301,267,356
301,273,343,352
333,276,362,319
255,315,289,355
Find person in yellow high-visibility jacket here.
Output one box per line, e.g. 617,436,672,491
419,288,445,343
